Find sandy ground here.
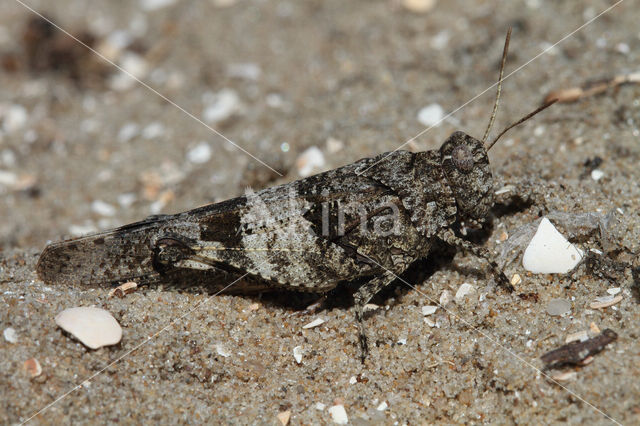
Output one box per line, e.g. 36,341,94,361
1,0,640,424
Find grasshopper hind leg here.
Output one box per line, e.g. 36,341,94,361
353,270,398,363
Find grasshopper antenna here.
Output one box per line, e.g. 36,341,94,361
485,98,558,151
482,27,512,143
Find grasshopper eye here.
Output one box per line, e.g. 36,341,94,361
451,144,474,173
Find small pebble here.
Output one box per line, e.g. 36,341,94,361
277,410,291,426
3,327,18,343
91,200,117,217
546,299,571,316
424,317,436,327
216,343,231,358
397,337,407,345
186,142,212,164
296,146,326,177
591,169,605,181
606,287,621,295
118,122,139,143
203,89,241,123
142,122,165,139
349,376,357,384
325,137,344,154
293,346,303,364
328,404,348,424
315,402,326,411
510,274,522,287
522,218,583,274
55,307,122,349
590,322,601,334
417,103,444,127
302,318,325,329
23,358,42,378
117,193,137,208
248,303,260,311
552,371,577,382
565,330,588,343
422,305,437,316
140,0,177,11
439,290,452,306
590,294,622,309
376,401,388,411
2,104,28,133
401,0,437,13
227,63,261,81
455,283,475,302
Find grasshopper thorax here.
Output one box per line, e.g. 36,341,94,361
440,131,494,223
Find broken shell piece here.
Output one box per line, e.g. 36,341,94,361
439,290,452,306
3,327,18,343
108,281,138,298
522,218,584,274
23,358,42,378
302,318,325,329
455,283,475,302
565,330,588,343
551,371,577,382
328,404,348,424
510,274,522,287
277,410,291,426
55,307,122,349
293,346,303,364
606,287,621,295
422,305,437,316
589,294,622,309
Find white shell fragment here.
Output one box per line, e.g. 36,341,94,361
590,294,623,309
376,401,389,411
422,305,438,316
293,346,303,364
216,343,231,358
546,299,571,316
439,290,452,306
607,287,621,295
186,142,212,164
3,327,18,343
328,404,349,424
455,283,475,302
303,318,325,329
55,307,122,349
296,146,326,177
522,218,584,273
417,103,444,127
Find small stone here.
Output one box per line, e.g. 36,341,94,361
296,146,326,177
142,122,165,139
565,330,588,343
376,401,388,411
552,371,577,382
591,169,605,181
186,142,212,164
314,402,326,411
546,299,571,316
227,63,261,81
3,327,18,343
203,89,241,123
140,0,177,11
424,317,436,327
108,281,138,298
55,307,122,349
349,376,357,384
589,294,622,309
401,0,437,13
422,305,437,316
397,336,407,345
522,218,584,274
417,103,444,127
117,123,139,143
606,287,621,295
510,274,522,287
23,358,42,378
117,193,137,208
277,410,291,426
326,137,344,154
2,104,28,133
216,343,231,358
328,404,348,425
303,318,325,329
110,53,148,91
455,283,475,302
293,346,303,364
248,303,260,311
590,322,601,334
439,290,452,306
91,200,117,217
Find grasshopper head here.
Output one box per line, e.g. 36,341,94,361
440,131,494,223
